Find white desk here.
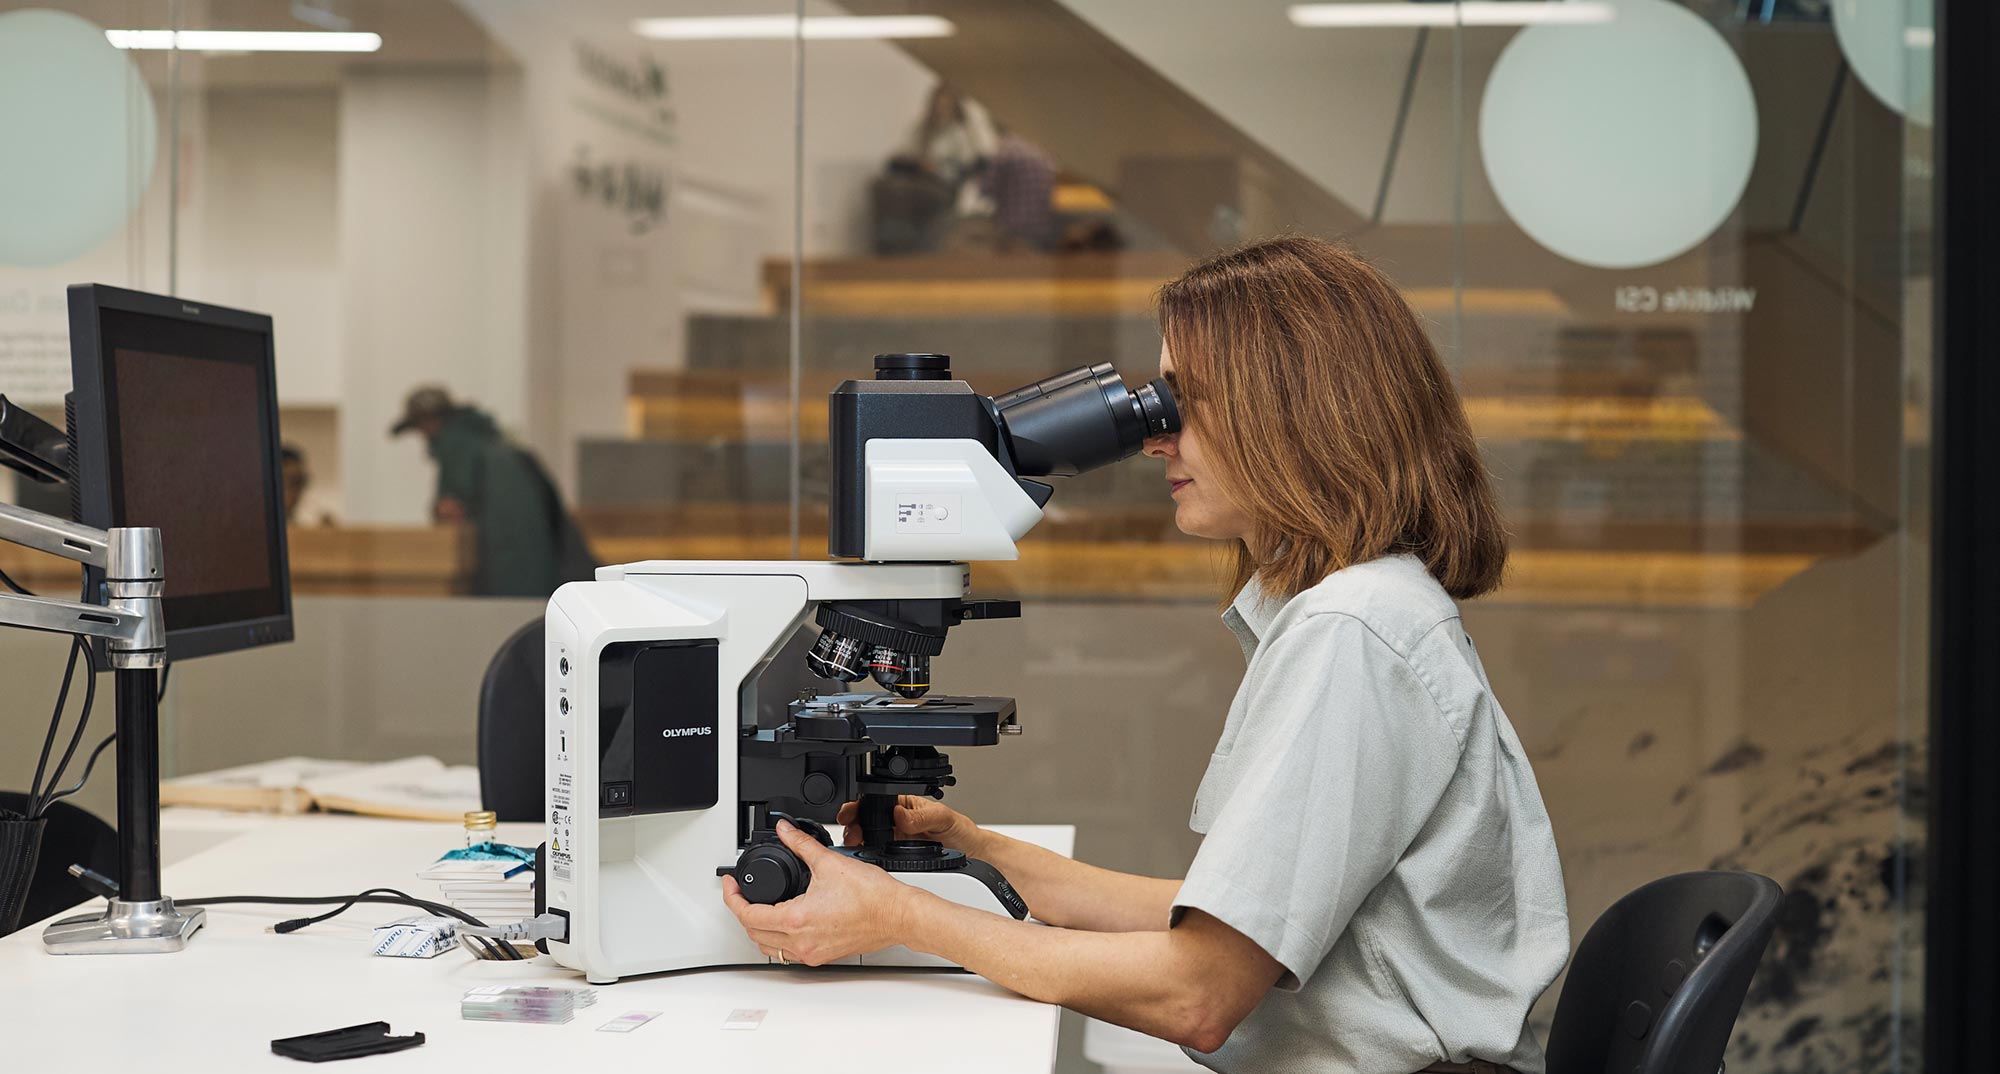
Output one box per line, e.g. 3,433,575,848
0,810,1075,1072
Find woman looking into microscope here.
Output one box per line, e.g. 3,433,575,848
721,235,1570,1074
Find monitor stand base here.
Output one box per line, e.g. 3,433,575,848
42,897,205,954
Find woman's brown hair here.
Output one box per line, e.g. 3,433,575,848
1157,235,1507,602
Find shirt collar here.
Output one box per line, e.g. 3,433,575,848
1221,574,1279,660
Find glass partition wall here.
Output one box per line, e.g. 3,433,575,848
0,2,1930,1071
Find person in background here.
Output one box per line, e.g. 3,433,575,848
909,84,998,197
389,386,596,598
981,126,1057,251
873,85,1000,255
279,443,339,527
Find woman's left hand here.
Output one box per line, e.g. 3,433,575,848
720,819,922,966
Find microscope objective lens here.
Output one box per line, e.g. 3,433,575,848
807,630,869,682
869,649,931,699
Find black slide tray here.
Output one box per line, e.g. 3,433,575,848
271,1021,426,1062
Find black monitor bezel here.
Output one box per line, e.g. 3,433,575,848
68,283,295,662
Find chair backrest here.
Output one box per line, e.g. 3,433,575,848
1546,870,1783,1074
0,792,118,935
477,618,545,822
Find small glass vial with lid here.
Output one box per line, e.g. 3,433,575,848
463,810,498,849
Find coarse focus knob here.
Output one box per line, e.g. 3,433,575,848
769,811,835,846
721,844,810,905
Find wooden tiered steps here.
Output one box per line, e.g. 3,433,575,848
573,504,1856,610
627,369,1740,448
0,526,475,597
758,253,1569,319
586,244,1886,610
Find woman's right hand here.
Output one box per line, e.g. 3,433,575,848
837,796,980,853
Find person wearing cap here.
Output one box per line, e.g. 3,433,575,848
391,386,595,597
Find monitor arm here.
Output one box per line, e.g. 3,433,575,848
0,403,191,953
0,501,163,664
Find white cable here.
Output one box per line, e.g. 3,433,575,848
457,912,566,944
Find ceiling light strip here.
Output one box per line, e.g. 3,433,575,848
1289,3,1615,29
632,16,955,41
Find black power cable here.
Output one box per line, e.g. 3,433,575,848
24,637,86,817
44,662,160,810
0,564,30,595
32,639,98,818
23,577,100,820
39,733,114,810
177,891,525,960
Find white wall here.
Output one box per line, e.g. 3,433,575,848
336,68,530,525
0,44,177,408
1058,0,1509,225
459,0,937,490
181,88,343,405
6,2,970,519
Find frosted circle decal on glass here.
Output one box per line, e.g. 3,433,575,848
0,9,159,267
1478,0,1757,271
1832,0,1933,125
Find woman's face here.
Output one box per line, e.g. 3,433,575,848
1144,342,1256,544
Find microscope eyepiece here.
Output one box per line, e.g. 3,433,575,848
992,362,1182,478
1133,375,1179,438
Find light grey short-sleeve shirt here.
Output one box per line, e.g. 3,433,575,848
1172,555,1570,1074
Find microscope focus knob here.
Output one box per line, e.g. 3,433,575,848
724,844,810,905
768,811,835,846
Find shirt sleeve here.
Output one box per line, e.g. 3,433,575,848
1171,613,1464,991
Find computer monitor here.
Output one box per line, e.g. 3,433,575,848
67,283,294,661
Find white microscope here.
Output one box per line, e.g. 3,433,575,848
538,353,1178,984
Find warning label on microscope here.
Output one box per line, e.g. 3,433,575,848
550,772,574,881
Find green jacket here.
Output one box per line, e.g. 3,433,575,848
428,407,595,597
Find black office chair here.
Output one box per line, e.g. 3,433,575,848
0,792,118,937
1546,870,1783,1074
477,618,545,822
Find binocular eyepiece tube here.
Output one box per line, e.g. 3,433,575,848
991,362,1180,478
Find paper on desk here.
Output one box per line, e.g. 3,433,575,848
160,756,368,813
370,915,460,958
418,858,531,881
161,756,481,820
305,757,482,822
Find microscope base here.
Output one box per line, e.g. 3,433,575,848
41,897,205,954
